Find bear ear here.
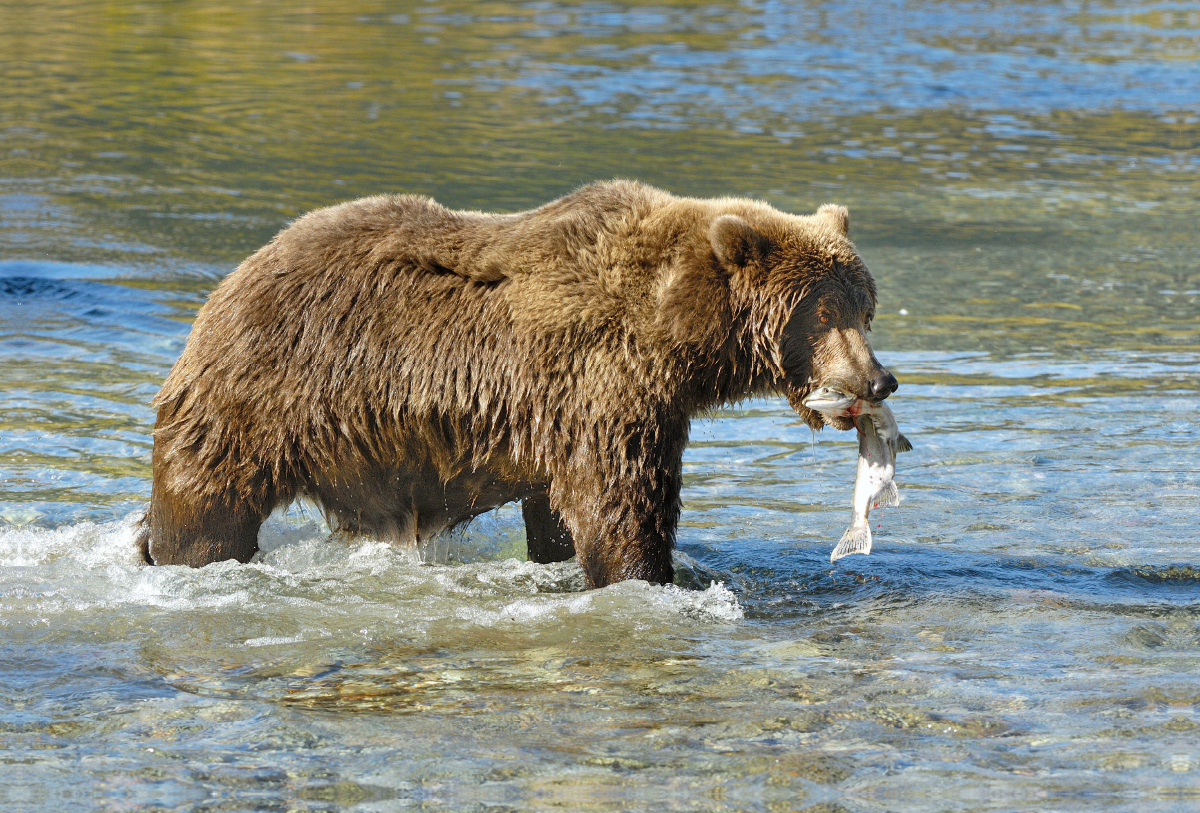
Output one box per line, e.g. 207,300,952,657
816,204,850,236
710,214,771,268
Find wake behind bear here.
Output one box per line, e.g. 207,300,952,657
143,180,898,588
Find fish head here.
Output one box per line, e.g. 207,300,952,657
800,386,857,415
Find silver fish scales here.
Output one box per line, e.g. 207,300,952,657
802,388,912,562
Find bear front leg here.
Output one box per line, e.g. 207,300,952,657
522,493,575,564
146,487,265,567
145,401,280,567
145,441,269,567
557,465,681,589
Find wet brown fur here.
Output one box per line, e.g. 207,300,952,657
144,180,891,587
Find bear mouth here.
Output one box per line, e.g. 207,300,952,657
786,383,853,431
787,380,863,432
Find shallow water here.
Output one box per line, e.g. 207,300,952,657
3,2,1199,810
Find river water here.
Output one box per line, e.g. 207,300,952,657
2,2,1198,810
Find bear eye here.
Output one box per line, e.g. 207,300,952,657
819,313,830,324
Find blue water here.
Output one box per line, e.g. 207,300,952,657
2,2,1198,810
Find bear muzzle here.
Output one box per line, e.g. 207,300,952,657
866,369,899,401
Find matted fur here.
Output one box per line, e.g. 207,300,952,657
144,180,893,588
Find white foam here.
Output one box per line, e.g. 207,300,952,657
638,579,745,622
0,511,742,633
454,592,595,626
0,514,144,568
244,634,307,647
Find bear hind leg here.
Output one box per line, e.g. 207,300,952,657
522,493,575,564
556,467,680,589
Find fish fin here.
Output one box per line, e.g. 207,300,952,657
830,522,872,562
896,433,913,453
873,480,900,508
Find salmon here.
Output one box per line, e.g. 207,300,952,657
802,389,911,562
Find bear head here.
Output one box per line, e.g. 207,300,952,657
662,199,897,431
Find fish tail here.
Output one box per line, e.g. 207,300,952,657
873,480,900,508
897,433,913,453
830,522,872,562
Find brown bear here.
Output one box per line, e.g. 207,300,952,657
143,180,897,588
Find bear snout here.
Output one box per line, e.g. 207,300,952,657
867,369,899,401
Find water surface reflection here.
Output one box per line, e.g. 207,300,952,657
2,1,1199,809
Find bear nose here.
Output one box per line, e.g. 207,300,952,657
868,370,898,400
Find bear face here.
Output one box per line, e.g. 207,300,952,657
697,201,896,431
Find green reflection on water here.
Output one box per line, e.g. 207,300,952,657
4,1,1197,356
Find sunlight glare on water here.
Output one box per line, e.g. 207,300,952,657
2,1,1199,810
